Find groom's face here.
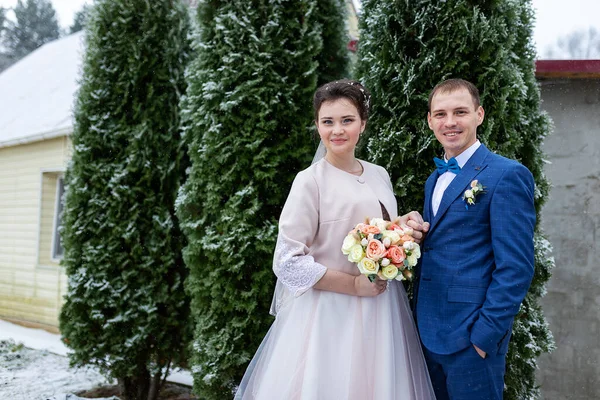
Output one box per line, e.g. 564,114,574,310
427,88,484,158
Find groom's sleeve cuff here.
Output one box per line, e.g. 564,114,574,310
470,322,503,356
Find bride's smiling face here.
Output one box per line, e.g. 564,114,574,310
316,99,366,157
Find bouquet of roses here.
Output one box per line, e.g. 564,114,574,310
341,217,421,282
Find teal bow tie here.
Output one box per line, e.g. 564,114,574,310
433,157,461,174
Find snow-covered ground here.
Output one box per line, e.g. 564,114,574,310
0,319,192,400
0,339,114,400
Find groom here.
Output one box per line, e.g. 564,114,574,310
413,79,536,400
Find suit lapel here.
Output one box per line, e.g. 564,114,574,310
428,145,491,234
423,171,438,224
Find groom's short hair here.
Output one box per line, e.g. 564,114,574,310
428,79,480,111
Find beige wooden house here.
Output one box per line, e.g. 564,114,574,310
0,32,83,331
346,0,359,39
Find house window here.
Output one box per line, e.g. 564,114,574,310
51,177,65,259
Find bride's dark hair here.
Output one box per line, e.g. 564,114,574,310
313,79,371,122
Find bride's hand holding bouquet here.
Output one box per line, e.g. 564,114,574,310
342,217,421,282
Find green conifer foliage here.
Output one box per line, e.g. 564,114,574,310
315,0,350,84
355,1,554,398
0,7,5,32
59,1,191,399
175,1,321,397
2,0,60,60
69,4,91,34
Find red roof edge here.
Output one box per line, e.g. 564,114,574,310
536,60,600,79
347,39,358,53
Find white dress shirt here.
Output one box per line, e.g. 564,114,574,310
431,141,481,217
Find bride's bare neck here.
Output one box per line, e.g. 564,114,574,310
325,154,362,175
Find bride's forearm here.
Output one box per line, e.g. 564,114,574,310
313,269,386,297
313,269,358,295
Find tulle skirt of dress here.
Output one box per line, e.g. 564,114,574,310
235,281,436,400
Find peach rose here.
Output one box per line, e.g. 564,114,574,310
360,225,381,235
386,245,406,264
400,234,413,244
354,223,367,233
366,239,386,260
388,223,401,231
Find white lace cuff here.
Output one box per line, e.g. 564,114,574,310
272,235,327,298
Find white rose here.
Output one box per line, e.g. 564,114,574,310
381,258,390,267
348,244,365,263
403,241,416,251
361,238,369,246
370,218,388,232
358,257,379,275
407,254,418,267
341,235,358,255
464,189,474,198
382,237,391,248
411,243,421,258
381,265,399,280
382,230,401,246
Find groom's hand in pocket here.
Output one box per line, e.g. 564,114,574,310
473,344,487,359
397,211,430,244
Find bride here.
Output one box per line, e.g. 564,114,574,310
235,80,435,399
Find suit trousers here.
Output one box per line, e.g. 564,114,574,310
423,344,506,400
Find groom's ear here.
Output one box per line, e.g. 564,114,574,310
427,112,433,129
476,106,485,126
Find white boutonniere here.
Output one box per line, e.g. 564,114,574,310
463,180,485,209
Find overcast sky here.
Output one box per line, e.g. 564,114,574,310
0,0,90,30
1,0,599,58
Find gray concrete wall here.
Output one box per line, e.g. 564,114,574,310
537,79,600,399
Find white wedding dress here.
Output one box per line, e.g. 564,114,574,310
235,159,435,400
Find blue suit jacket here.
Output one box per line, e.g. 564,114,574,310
415,144,536,356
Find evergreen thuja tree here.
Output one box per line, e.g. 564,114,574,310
315,0,350,84
0,8,12,73
69,4,91,34
0,7,5,32
176,0,321,397
355,0,555,398
59,1,191,400
2,0,60,61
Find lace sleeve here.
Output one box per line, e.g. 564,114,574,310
273,233,327,297
270,170,327,313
